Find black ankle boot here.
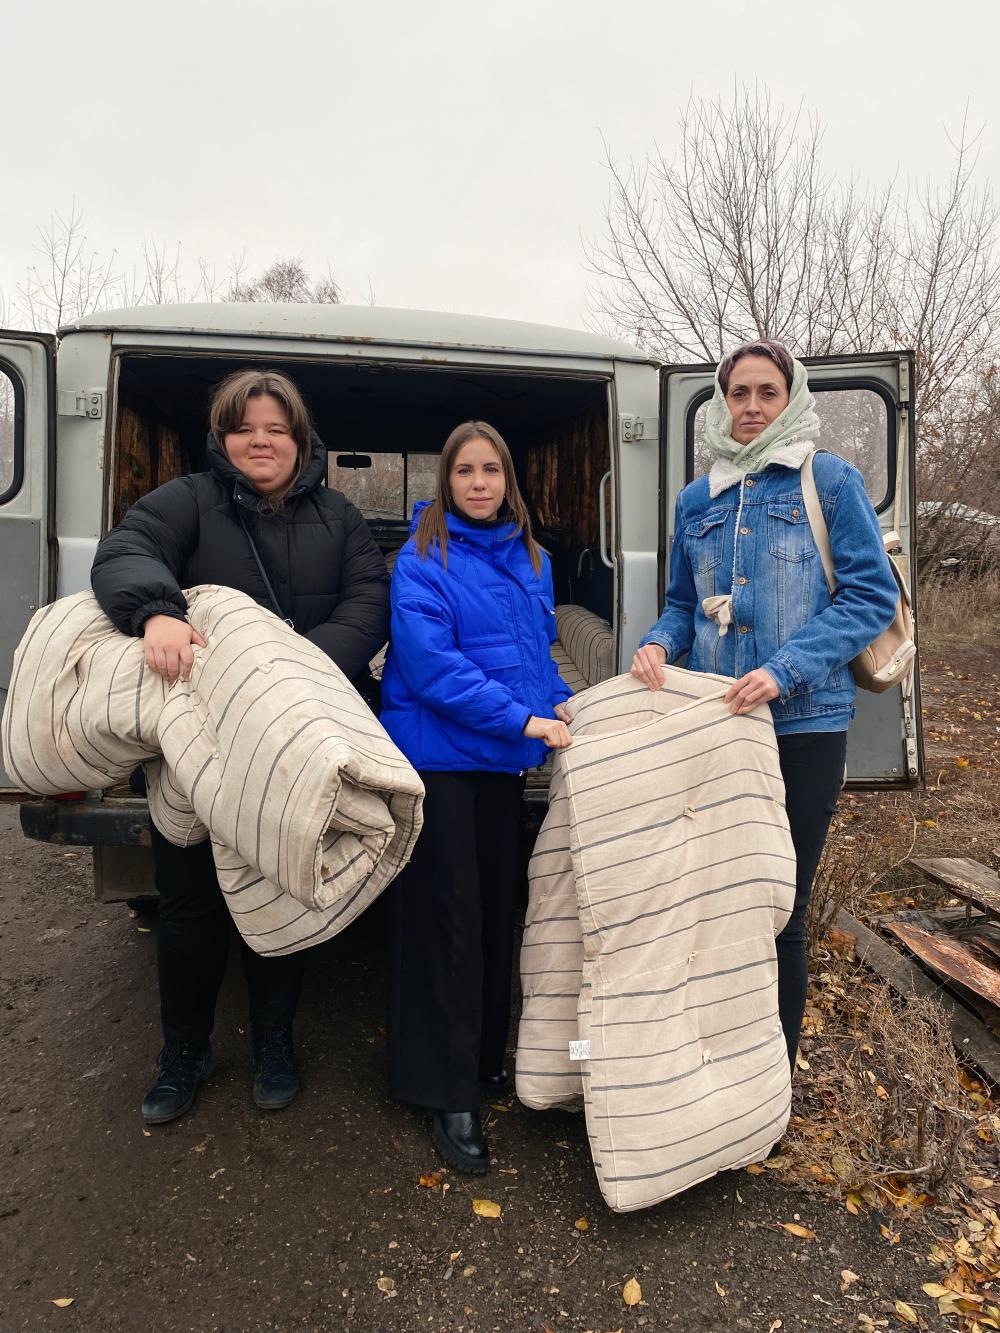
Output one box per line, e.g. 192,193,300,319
141,1042,213,1125
480,1069,509,1094
431,1110,489,1174
251,1025,299,1110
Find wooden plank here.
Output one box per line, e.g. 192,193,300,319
882,920,1000,1009
908,857,1000,917
835,909,1000,1085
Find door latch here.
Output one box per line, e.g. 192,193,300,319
58,389,104,419
619,414,657,443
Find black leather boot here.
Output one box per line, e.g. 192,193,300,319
252,1025,299,1110
480,1069,509,1094
431,1110,489,1174
141,1042,213,1125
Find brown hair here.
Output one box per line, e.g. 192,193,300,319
717,338,795,394
414,420,542,574
209,368,313,506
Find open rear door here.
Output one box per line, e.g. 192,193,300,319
659,351,922,788
0,331,56,796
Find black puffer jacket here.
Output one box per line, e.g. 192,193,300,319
91,430,389,683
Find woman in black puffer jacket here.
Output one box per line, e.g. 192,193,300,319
92,368,389,1126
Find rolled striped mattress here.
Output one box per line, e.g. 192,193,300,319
3,586,423,955
516,667,795,1212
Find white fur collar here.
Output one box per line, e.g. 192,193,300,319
707,440,816,498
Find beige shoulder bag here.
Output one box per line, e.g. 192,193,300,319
799,449,916,694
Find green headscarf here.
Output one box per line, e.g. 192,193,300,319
704,356,820,476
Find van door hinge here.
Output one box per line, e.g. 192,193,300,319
619,414,657,443
58,389,104,419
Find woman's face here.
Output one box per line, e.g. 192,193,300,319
223,393,300,494
724,354,790,444
449,436,506,521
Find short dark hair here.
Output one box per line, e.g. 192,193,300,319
717,339,795,394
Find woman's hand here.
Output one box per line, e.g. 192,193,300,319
524,715,573,749
724,668,780,716
631,643,667,691
553,703,572,724
143,614,207,684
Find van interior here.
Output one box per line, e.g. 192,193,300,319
111,353,617,749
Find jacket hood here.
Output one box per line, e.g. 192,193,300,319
207,427,328,502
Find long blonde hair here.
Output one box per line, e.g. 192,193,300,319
414,421,542,574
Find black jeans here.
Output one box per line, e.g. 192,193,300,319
774,730,848,1067
387,770,525,1112
150,822,306,1049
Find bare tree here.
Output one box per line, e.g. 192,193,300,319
228,256,341,305
589,86,1000,566
14,203,119,331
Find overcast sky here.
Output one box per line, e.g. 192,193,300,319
2,0,997,332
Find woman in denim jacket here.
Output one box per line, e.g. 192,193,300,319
631,339,897,1069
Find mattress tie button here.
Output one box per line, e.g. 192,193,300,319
259,662,273,674
702,1049,713,1064
683,806,696,819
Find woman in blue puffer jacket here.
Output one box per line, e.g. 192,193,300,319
381,420,572,1173
631,339,898,1074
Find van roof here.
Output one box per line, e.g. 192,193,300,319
62,302,652,362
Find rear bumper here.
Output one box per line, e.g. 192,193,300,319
19,797,151,847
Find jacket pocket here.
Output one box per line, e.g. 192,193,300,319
684,511,728,573
464,643,522,674
767,503,813,562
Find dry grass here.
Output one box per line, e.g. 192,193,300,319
919,569,1000,654
781,967,977,1201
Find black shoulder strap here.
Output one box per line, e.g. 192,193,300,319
233,499,294,629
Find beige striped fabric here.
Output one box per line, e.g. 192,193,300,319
553,604,613,690
4,586,423,956
515,667,795,1212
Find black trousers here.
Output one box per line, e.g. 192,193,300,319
150,822,306,1049
774,730,848,1067
387,770,525,1112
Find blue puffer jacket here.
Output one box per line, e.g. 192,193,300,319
639,452,898,734
380,505,572,773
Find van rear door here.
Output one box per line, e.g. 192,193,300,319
659,351,922,787
0,331,56,796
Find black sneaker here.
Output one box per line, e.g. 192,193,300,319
141,1042,213,1125
251,1026,299,1111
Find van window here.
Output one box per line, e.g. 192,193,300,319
328,451,439,522
0,364,18,501
688,384,891,510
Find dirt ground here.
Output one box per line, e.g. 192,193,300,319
1,753,977,1333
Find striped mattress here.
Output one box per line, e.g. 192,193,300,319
3,586,424,956
515,667,795,1212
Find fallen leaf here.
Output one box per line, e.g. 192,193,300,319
462,1265,476,1277
922,1282,951,1298
894,1299,918,1324
880,1224,901,1245
142,1129,151,1137
418,1171,443,1188
376,1276,397,1298
767,1322,782,1333
51,1299,74,1308
471,1198,501,1218
622,1277,642,1306
489,1102,510,1113
957,757,970,767
876,1085,889,1100
780,1222,816,1240
715,1281,727,1298
841,1269,860,1292
574,1216,589,1231
746,1163,765,1175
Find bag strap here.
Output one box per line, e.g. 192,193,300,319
800,449,837,597
233,499,295,629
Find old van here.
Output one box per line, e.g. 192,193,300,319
0,305,923,900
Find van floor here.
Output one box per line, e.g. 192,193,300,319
0,760,975,1333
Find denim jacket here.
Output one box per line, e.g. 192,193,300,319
639,450,899,734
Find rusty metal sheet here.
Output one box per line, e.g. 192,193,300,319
909,857,1000,918
882,919,1000,1010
